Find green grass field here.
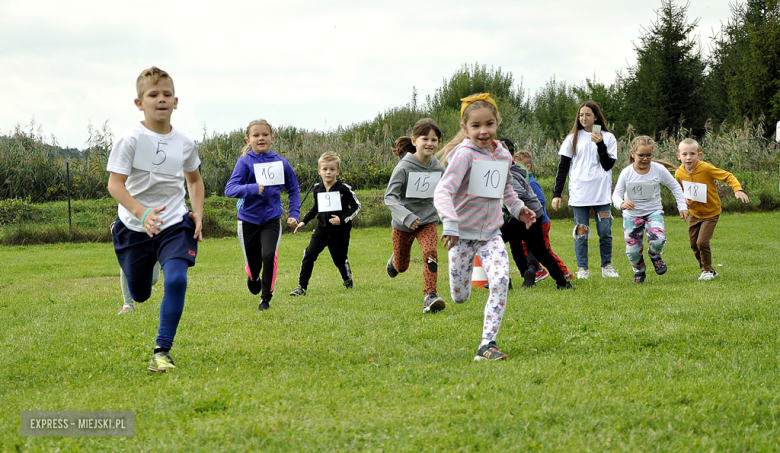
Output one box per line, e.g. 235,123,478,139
2,212,780,452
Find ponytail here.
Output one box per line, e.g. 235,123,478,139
393,136,416,158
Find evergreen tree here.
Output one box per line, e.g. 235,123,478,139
531,76,580,140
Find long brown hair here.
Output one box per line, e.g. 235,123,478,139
393,118,442,158
567,100,610,157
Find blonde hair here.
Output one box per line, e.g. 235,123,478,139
437,94,502,162
514,150,532,165
678,137,700,151
630,135,675,170
241,119,274,156
136,66,174,99
318,151,341,170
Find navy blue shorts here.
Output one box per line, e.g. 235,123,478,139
113,212,198,280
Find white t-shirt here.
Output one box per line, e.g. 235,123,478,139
558,129,618,206
106,122,201,233
612,162,688,216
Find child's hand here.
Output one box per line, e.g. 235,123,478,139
517,206,536,229
329,215,341,225
735,190,749,203
680,210,689,220
143,205,167,237
410,218,420,230
189,210,203,241
286,217,299,228
440,234,458,250
620,200,635,210
551,197,562,211
257,183,265,195
293,221,305,234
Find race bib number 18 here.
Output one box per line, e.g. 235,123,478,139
405,172,441,198
682,180,707,203
253,161,285,186
468,160,507,199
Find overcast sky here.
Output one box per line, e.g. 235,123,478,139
1,0,734,149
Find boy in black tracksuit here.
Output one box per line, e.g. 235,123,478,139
289,152,361,295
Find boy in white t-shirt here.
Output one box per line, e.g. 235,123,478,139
106,66,204,372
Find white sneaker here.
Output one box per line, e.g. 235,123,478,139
118,304,135,314
602,264,620,278
577,268,590,279
698,270,718,281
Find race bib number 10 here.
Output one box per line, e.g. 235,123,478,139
133,135,184,176
682,180,707,203
468,160,507,199
317,192,342,212
405,172,442,199
253,161,285,186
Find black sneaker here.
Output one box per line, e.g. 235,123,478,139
651,258,667,275
386,255,398,278
247,277,262,295
258,300,270,311
474,342,508,361
423,293,446,313
289,286,306,296
633,272,646,284
343,279,354,289
522,268,537,288
557,282,575,290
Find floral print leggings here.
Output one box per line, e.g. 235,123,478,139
623,213,667,274
448,235,510,346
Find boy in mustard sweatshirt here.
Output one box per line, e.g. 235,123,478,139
675,138,749,280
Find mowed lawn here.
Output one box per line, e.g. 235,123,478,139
2,212,780,452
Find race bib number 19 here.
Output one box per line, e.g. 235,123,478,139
253,161,285,186
406,172,442,198
682,180,707,203
626,181,655,201
468,160,507,199
133,135,184,176
317,192,342,212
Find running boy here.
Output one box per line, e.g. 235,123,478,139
289,152,361,295
675,138,749,280
107,66,204,372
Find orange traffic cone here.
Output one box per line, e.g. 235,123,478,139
471,255,488,287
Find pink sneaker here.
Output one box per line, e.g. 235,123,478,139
118,304,135,314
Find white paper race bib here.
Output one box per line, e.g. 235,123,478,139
133,135,183,176
253,161,285,186
626,181,656,201
682,180,707,203
317,192,342,212
405,172,442,199
468,160,507,199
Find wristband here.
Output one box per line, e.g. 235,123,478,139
141,207,153,226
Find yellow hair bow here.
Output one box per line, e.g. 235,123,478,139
460,93,498,117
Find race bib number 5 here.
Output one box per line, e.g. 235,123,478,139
253,161,285,186
405,172,442,198
468,160,508,199
682,180,707,203
133,135,184,176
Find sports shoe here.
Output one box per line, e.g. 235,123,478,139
386,255,398,278
651,257,667,275
258,300,271,311
289,286,306,296
699,270,719,281
564,272,574,281
245,264,252,278
535,268,549,283
247,277,262,295
474,343,508,361
522,268,536,288
577,268,590,279
633,272,646,284
602,264,620,278
118,303,135,314
343,279,354,289
148,351,176,372
423,293,446,314
557,282,575,290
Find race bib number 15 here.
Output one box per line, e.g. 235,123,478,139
405,172,442,199
468,160,507,199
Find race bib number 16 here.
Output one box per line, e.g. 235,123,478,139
253,161,285,186
468,160,507,199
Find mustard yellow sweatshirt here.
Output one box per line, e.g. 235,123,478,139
674,160,743,219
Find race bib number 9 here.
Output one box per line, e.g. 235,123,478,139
468,160,507,199
317,192,342,212
133,135,184,176
626,181,656,201
682,180,707,203
253,161,285,186
405,172,442,199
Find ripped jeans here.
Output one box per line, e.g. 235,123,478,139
572,204,613,269
622,213,666,274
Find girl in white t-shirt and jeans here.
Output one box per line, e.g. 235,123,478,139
551,101,619,280
611,136,689,283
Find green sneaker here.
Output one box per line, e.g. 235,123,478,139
148,351,176,372
289,286,306,296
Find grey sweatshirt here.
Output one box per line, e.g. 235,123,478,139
384,153,443,233
509,163,544,218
